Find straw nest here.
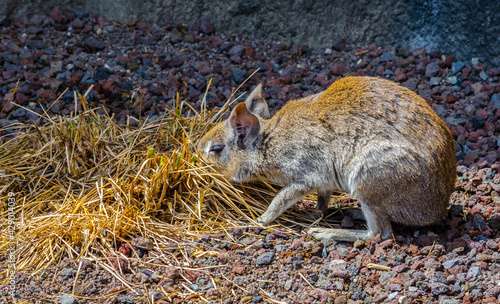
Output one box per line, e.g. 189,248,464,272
0,83,342,285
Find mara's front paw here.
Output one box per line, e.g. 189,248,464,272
255,217,266,227
255,214,271,226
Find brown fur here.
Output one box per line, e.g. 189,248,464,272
198,77,456,241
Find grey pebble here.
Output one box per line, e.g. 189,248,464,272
452,61,465,74
119,296,134,304
380,52,395,63
60,294,78,304
379,271,396,284
60,267,77,278
467,266,483,278
479,70,489,81
404,78,419,90
227,45,244,57
491,93,500,109
425,62,440,77
256,251,274,265
443,258,462,269
447,76,458,85
387,291,398,300
150,291,165,301
385,283,402,291
231,69,247,83
430,282,449,296
486,239,499,251
11,108,26,118
430,77,442,86
327,259,347,271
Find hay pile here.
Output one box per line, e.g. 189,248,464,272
0,85,322,280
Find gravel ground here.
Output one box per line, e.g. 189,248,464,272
1,8,500,304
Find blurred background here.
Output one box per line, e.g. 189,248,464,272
2,0,499,65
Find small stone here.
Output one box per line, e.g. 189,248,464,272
486,239,499,251
310,242,324,257
332,268,350,279
404,78,419,90
60,267,77,278
27,39,47,49
452,61,465,75
11,108,26,118
416,234,436,247
72,18,85,29
50,7,65,23
131,237,153,251
463,154,478,166
83,37,105,52
447,76,458,85
487,286,500,298
199,20,214,34
490,96,500,113
164,265,180,280
104,25,115,33
383,70,394,76
334,295,347,304
480,70,489,81
252,295,264,303
397,46,411,57
256,252,274,265
380,52,395,62
231,69,247,83
119,296,134,304
60,294,78,304
331,63,348,76
467,266,483,278
471,115,484,129
393,70,407,82
169,35,183,44
279,41,292,51
243,46,255,58
379,271,397,284
430,282,449,296
439,299,460,304
150,291,165,301
328,259,347,271
256,62,269,72
272,229,289,239
386,283,402,291
341,215,354,228
227,45,244,57
430,77,442,86
392,264,409,273
387,292,398,300
443,259,462,269
331,38,345,52
425,62,440,78
353,240,365,249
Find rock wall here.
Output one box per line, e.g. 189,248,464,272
2,0,500,66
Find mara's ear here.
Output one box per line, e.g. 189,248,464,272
245,84,270,119
229,103,260,150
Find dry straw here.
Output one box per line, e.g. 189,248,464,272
0,82,341,291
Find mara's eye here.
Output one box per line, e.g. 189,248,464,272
210,144,225,153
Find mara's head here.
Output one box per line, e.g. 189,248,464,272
197,84,270,182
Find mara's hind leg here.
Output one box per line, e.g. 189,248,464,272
308,201,393,241
359,202,392,239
